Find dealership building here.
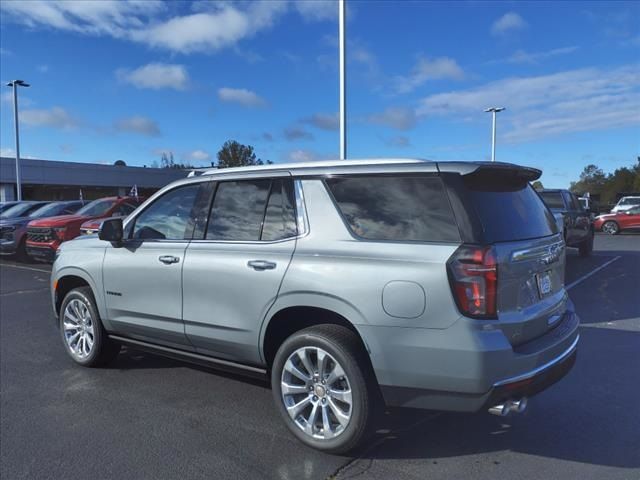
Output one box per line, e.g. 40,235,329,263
0,157,185,202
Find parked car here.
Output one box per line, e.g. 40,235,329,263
610,196,640,213
0,201,22,214
26,196,143,262
0,200,85,258
0,201,50,220
79,206,143,235
594,206,640,234
538,189,594,256
52,160,579,453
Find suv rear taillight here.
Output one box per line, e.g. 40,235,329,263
447,245,497,319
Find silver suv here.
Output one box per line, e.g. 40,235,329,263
51,159,579,453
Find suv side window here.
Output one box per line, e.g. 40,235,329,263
261,179,297,241
569,194,582,211
205,178,297,241
131,184,200,240
206,180,271,241
326,175,460,242
561,191,573,210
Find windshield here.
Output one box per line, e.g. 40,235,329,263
619,198,640,206
76,199,117,217
29,202,70,218
539,192,565,210
0,203,42,219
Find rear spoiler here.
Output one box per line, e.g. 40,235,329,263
437,161,542,182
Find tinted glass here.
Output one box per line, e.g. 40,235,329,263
113,203,137,217
76,199,117,217
29,202,66,218
466,182,557,242
539,191,565,209
0,203,45,219
132,184,199,240
620,198,640,206
261,179,297,241
326,175,460,242
206,180,271,241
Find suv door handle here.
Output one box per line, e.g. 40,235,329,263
158,255,180,265
247,260,277,271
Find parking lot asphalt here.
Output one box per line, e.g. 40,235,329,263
1,233,639,480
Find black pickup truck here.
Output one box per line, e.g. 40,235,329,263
539,189,594,257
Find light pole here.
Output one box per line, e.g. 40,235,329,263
484,107,504,162
6,80,30,201
339,0,346,160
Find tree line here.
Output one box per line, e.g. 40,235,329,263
155,140,272,170
568,157,640,204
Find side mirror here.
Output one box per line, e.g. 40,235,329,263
99,217,123,246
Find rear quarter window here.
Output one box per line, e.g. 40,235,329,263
325,175,461,243
465,180,557,242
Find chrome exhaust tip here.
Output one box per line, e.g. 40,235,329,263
488,403,510,416
488,397,528,416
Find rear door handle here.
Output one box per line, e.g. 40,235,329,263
159,255,180,265
247,260,277,271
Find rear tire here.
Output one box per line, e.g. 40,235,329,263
271,324,376,454
59,287,120,367
602,221,619,235
578,231,594,257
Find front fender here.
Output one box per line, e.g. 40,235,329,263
52,265,108,328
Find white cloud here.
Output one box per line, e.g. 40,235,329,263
416,64,640,143
0,0,164,36
127,2,286,54
37,64,49,73
294,0,337,22
1,91,34,107
393,56,464,94
218,87,267,108
289,149,320,162
366,106,417,130
303,113,339,131
116,63,189,90
284,126,314,141
185,149,211,162
506,46,579,64
0,1,288,55
491,12,527,36
1,147,16,157
114,116,160,136
21,107,77,129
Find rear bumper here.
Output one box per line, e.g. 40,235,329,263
361,305,580,412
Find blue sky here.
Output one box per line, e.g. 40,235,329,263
1,0,638,188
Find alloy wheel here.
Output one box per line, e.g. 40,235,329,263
63,298,95,359
280,347,353,440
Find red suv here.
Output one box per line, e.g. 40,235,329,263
594,206,640,234
26,196,144,262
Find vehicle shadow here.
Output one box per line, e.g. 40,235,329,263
358,325,640,470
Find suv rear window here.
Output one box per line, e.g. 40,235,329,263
539,191,564,209
465,178,557,242
325,175,460,243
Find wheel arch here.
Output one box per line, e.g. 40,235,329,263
54,267,103,320
260,294,371,371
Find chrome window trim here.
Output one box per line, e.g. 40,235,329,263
294,179,309,237
493,334,579,387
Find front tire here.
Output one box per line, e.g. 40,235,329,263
271,325,376,454
602,221,619,235
59,287,120,367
